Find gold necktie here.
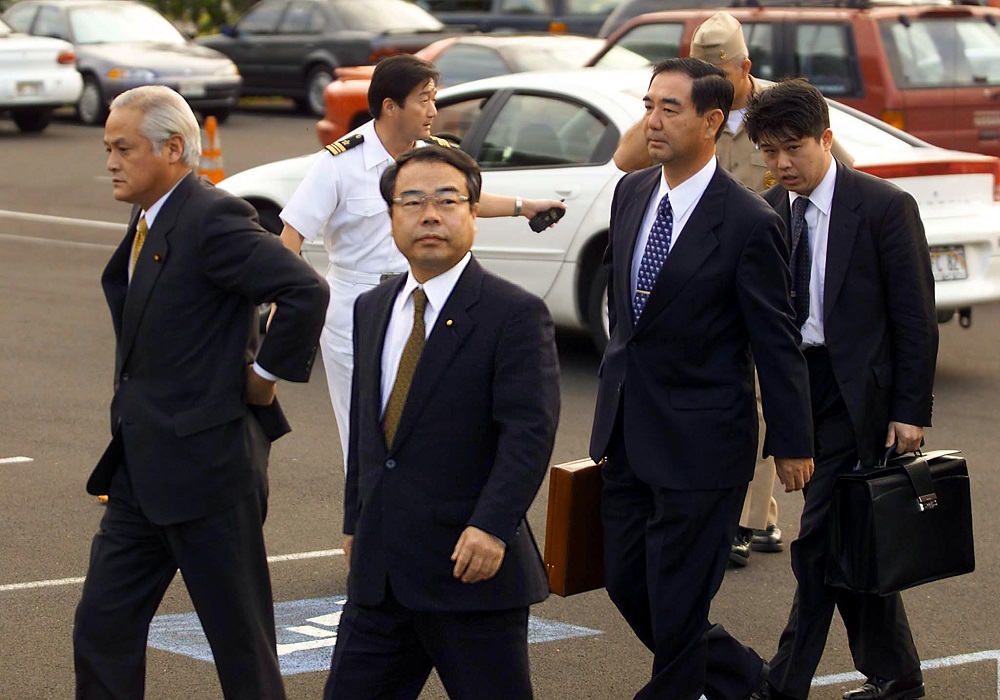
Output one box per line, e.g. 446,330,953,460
130,216,147,278
383,288,427,447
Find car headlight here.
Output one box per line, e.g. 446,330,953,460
107,67,156,81
215,63,239,77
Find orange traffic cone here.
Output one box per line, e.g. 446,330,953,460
198,115,225,184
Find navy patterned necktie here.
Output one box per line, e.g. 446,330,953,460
633,193,673,323
790,197,811,328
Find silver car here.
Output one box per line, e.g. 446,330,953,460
3,0,241,125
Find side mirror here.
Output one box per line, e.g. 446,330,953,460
221,24,236,37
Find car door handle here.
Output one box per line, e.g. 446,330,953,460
555,186,579,199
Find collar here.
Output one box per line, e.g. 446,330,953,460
361,120,394,172
657,157,717,219
142,173,188,227
399,252,472,314
790,157,836,217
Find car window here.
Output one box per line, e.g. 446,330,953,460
743,22,774,82
498,0,547,14
478,93,609,168
793,23,858,97
881,17,1000,88
566,0,622,15
3,3,38,32
336,0,443,30
278,1,319,33
68,3,185,45
435,95,490,143
33,5,69,40
436,45,509,85
238,0,286,34
595,21,683,65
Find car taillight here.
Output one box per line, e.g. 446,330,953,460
880,109,906,131
856,158,1000,202
549,20,567,33
57,50,76,65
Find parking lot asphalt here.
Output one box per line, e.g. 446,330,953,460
2,107,998,699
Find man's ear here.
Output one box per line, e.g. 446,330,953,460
382,97,397,117
706,108,725,140
165,134,185,163
821,127,834,151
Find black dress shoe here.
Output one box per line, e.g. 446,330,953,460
751,524,783,552
730,527,753,567
842,673,925,700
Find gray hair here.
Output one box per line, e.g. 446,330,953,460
110,86,201,168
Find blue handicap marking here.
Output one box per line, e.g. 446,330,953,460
148,595,603,676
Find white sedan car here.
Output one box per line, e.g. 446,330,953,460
219,68,1000,350
0,16,82,132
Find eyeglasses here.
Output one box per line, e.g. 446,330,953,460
392,193,470,213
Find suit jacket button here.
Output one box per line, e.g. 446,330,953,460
385,459,396,470
121,373,129,382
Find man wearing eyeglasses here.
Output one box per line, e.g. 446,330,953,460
322,145,560,700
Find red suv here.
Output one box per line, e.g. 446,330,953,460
588,3,1000,157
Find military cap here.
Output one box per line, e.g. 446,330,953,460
690,12,748,65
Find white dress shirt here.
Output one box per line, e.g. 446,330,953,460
630,158,718,298
790,157,837,348
380,253,472,416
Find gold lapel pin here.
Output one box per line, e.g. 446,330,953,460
153,254,162,262
446,319,454,327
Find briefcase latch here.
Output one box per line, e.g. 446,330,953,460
917,493,939,511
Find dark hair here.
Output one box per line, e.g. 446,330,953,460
380,146,482,210
744,78,829,145
651,57,733,140
368,54,440,120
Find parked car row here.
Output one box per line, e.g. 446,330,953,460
220,68,1000,351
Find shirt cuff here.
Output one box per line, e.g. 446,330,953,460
252,362,280,382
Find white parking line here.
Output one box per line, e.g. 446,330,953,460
0,548,345,593
0,233,117,251
0,209,122,231
0,456,34,465
813,649,1000,698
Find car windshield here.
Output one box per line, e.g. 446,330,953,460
880,15,1000,87
336,0,443,31
829,101,924,152
69,4,186,45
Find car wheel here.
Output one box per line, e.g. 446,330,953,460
304,65,334,117
12,108,53,133
586,270,610,354
77,76,108,126
252,202,283,235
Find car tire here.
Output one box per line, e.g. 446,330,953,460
253,203,283,235
12,108,53,133
77,75,108,126
303,65,334,117
586,270,610,354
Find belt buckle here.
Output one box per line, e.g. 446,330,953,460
379,273,402,284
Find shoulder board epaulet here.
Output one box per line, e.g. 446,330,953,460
325,133,364,156
425,135,455,148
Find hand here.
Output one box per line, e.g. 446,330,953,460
520,198,566,223
774,456,814,492
886,421,924,454
245,366,277,406
451,526,506,584
343,535,354,572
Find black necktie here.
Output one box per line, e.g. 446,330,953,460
790,197,811,328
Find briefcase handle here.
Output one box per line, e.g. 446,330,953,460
877,448,963,512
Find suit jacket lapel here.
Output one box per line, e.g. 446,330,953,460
633,169,724,333
617,168,660,333
388,259,480,452
823,163,861,322
119,173,194,363
102,207,139,342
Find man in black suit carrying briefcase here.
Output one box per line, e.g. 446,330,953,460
745,79,939,700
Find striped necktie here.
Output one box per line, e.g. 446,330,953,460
383,288,427,447
633,193,673,323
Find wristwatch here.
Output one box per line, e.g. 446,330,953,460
513,195,522,217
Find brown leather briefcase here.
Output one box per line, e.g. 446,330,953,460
543,458,605,596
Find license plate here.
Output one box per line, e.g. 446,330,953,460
178,81,206,98
930,245,968,281
16,81,43,97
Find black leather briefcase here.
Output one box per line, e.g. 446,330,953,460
826,449,975,596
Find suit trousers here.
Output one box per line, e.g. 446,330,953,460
324,582,532,700
601,436,764,700
768,348,921,699
73,463,284,700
